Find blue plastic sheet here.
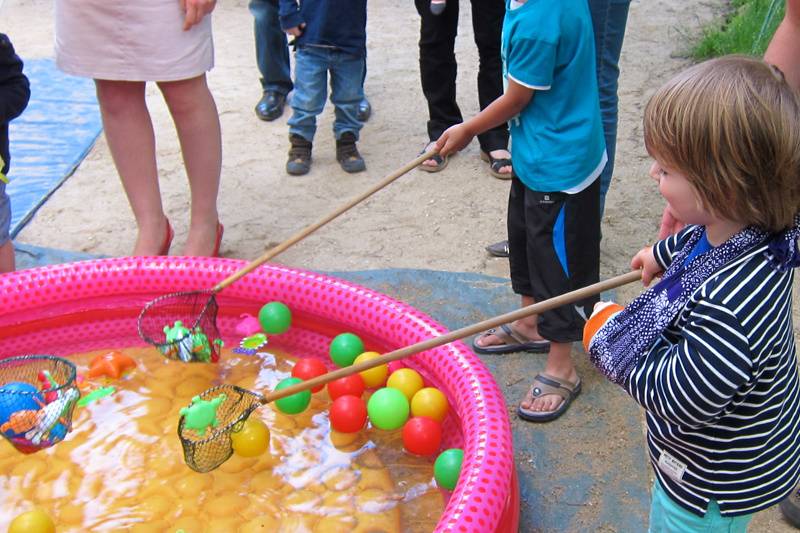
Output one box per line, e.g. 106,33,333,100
7,58,102,238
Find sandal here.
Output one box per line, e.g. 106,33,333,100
480,150,513,180
418,143,449,173
517,373,581,423
472,323,550,354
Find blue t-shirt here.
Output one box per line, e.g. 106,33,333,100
502,0,606,193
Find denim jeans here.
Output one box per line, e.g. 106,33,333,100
589,0,631,217
288,46,365,142
249,0,293,96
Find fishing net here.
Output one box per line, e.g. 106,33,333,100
178,384,264,472
0,355,80,453
137,290,222,363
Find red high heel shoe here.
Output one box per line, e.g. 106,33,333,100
159,220,174,256
212,222,224,257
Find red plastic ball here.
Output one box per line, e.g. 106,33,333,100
327,374,365,400
402,416,442,456
329,395,368,433
291,358,328,393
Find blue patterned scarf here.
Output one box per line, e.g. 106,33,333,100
589,214,800,385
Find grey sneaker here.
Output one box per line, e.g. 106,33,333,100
287,134,312,175
336,132,366,173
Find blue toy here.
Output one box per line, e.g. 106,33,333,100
0,382,45,436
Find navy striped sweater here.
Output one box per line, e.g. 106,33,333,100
629,230,800,516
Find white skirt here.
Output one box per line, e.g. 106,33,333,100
55,0,214,82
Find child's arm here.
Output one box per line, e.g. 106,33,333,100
765,0,800,91
627,302,752,428
0,34,30,125
435,79,533,157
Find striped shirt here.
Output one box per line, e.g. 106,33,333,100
628,230,800,516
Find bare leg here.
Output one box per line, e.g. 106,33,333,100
0,240,15,272
158,75,221,256
95,80,168,255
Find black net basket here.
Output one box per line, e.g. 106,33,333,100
0,355,80,453
138,290,222,363
178,384,263,472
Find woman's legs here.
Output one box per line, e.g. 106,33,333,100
158,74,222,256
95,79,168,256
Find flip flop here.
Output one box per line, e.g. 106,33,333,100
471,324,550,354
517,373,581,423
480,150,514,180
418,144,449,173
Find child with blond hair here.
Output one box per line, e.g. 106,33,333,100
584,55,800,530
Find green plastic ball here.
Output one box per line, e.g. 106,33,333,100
258,301,292,334
329,332,365,368
366,387,409,430
434,448,464,490
274,377,311,414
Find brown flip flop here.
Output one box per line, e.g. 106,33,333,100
517,373,582,423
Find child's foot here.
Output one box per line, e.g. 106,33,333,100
430,0,446,15
517,371,581,423
472,321,549,354
336,132,366,173
287,133,313,175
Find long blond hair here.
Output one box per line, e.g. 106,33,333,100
644,55,800,232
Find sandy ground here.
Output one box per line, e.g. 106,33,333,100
3,0,799,530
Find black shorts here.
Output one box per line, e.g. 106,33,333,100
507,177,601,343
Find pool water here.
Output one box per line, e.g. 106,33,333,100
0,346,445,532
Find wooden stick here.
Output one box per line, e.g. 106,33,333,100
261,270,642,403
213,149,439,292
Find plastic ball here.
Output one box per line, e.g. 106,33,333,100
434,448,464,491
8,509,56,533
402,417,442,456
329,333,364,368
366,387,409,430
0,382,44,434
327,374,365,401
291,358,328,393
258,301,292,335
274,377,311,415
410,387,449,423
353,351,388,388
387,368,424,400
329,394,367,433
231,418,270,457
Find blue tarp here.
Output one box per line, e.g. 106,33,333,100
7,58,102,238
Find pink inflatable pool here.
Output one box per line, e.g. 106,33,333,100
0,257,519,531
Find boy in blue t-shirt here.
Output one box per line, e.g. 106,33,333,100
279,0,368,176
436,0,606,422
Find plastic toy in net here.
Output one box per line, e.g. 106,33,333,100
137,290,223,363
178,384,264,472
0,355,80,453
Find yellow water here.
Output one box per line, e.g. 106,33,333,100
0,347,445,532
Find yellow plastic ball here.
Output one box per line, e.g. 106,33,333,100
354,352,388,388
386,368,424,400
411,387,449,423
9,509,56,533
231,418,271,457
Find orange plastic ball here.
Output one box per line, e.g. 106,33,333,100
410,387,449,423
230,418,270,457
386,368,424,400
353,351,388,388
